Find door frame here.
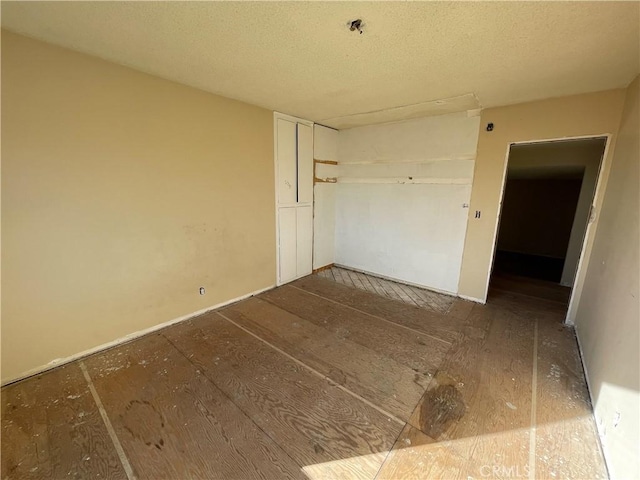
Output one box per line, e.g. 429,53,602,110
485,134,611,324
273,111,314,286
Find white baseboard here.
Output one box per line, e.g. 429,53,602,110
2,284,276,387
457,293,486,304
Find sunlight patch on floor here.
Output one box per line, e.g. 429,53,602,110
301,416,603,480
301,451,388,480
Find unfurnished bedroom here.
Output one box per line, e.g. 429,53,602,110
1,2,639,479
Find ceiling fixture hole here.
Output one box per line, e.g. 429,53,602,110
349,19,364,34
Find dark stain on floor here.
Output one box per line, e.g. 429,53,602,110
419,384,465,439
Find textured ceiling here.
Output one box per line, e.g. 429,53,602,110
2,1,639,128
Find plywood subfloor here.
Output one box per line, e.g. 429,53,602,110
2,273,607,479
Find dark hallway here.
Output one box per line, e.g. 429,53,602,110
491,138,606,303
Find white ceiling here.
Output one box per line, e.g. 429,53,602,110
2,1,639,129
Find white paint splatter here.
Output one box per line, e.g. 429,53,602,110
547,364,562,379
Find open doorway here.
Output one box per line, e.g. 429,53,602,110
489,137,607,306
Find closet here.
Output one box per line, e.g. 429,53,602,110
274,113,313,285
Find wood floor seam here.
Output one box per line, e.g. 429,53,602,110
160,332,306,472
79,361,136,480
288,284,452,346
256,293,445,375
216,311,406,426
529,320,539,480
372,421,409,480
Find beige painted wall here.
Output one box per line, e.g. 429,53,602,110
574,76,639,480
1,31,276,383
457,89,626,309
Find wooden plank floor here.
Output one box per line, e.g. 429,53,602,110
2,272,607,479
490,271,572,305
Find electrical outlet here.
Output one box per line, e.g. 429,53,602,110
199,287,206,295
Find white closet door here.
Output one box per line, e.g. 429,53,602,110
296,206,313,276
277,119,297,205
297,123,313,204
278,207,297,284
275,115,313,285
